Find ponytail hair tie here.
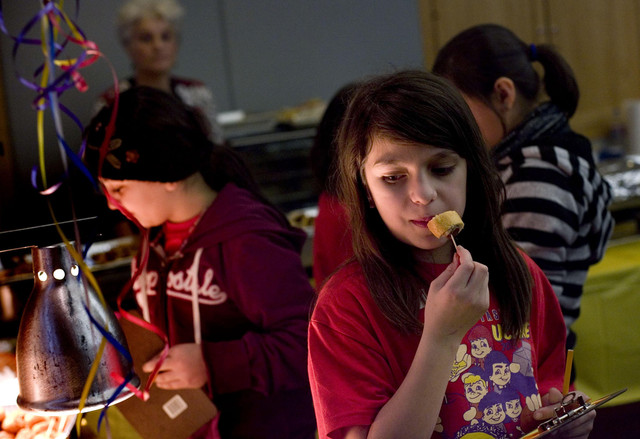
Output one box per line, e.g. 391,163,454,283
529,43,538,61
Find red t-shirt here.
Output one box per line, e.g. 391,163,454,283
308,253,566,438
312,192,353,288
163,214,201,255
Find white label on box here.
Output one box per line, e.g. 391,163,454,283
162,394,188,419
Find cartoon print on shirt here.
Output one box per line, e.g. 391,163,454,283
502,389,525,438
462,367,489,422
454,422,509,439
451,344,473,382
512,341,534,377
484,351,514,394
440,306,543,439
468,325,493,369
478,392,509,438
484,351,540,414
511,341,543,411
434,414,444,434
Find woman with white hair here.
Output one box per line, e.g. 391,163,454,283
95,0,223,143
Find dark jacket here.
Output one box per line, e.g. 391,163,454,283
135,183,316,438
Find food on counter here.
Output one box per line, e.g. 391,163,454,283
0,253,33,281
0,408,71,439
427,210,464,238
0,354,15,374
1,358,72,438
277,98,327,127
88,236,139,265
287,206,318,229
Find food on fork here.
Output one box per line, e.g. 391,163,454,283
427,210,464,239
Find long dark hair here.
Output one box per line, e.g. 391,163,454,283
337,70,532,336
432,23,579,118
309,82,360,196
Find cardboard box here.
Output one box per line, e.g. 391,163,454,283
116,313,217,439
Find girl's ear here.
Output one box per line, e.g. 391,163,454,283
365,186,375,209
491,77,517,113
359,168,376,209
164,181,180,192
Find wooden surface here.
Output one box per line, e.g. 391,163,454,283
419,0,640,140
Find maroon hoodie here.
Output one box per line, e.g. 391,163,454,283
133,183,316,438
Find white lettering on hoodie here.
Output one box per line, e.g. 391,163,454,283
166,248,228,305
135,248,228,308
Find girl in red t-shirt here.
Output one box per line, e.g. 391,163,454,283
308,70,595,439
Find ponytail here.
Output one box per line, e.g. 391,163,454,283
433,24,580,118
534,44,580,117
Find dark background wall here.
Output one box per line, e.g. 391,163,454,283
0,0,424,234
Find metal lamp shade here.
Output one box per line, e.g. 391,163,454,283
16,243,140,414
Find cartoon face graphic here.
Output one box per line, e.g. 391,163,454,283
489,362,511,387
457,433,493,439
470,337,491,359
482,402,506,425
464,375,489,404
505,397,522,419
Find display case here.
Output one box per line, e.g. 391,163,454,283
227,125,319,214
223,120,319,271
599,155,640,237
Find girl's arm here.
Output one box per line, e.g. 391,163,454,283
341,246,489,439
202,232,314,396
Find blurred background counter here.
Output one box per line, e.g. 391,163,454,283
573,235,640,405
573,154,640,406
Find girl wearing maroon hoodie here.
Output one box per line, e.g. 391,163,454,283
84,86,316,438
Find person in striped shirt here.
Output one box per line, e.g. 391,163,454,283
433,24,614,364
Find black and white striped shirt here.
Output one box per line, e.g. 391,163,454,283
493,104,614,345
